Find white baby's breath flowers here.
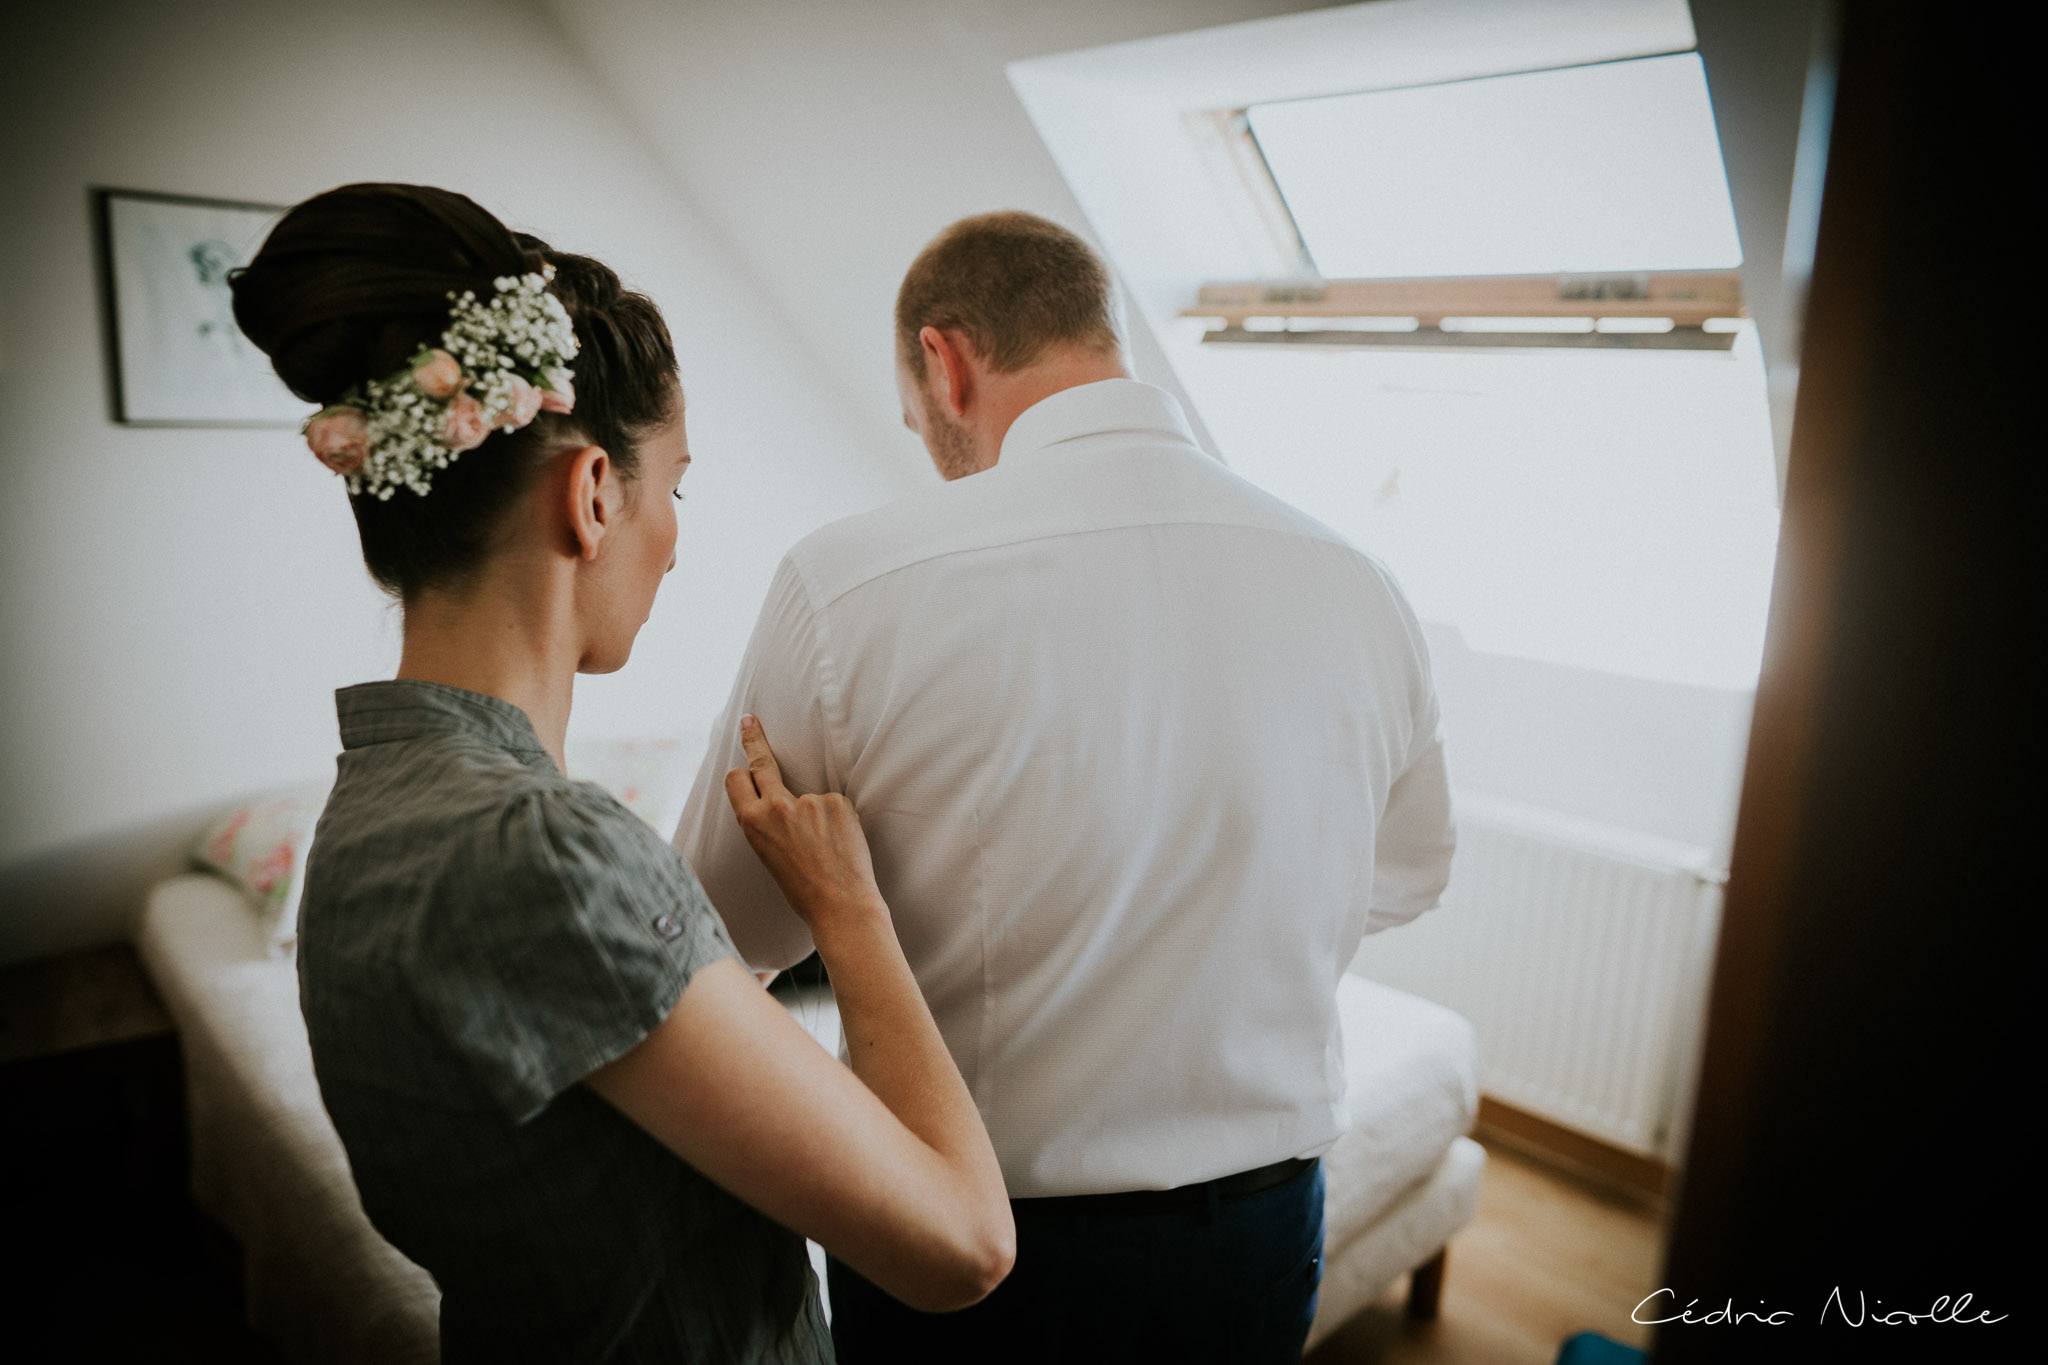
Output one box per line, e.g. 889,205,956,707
301,270,580,500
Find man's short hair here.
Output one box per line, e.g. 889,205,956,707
895,211,1121,375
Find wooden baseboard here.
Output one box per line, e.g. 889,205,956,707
1474,1097,1672,1206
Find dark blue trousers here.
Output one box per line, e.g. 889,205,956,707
828,1160,1324,1364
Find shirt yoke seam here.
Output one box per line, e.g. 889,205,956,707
797,516,1365,614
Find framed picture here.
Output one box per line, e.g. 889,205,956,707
95,187,310,426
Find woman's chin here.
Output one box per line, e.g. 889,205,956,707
579,644,635,676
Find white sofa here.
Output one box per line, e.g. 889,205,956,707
138,871,1481,1360
138,873,440,1363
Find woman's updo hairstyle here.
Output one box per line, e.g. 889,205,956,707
231,183,680,600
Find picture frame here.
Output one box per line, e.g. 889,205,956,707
95,187,310,427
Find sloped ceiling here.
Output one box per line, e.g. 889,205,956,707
541,0,1342,465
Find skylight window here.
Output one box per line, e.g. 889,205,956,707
1247,53,1742,279
1009,7,1782,691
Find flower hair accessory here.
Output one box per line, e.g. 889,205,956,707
302,268,579,499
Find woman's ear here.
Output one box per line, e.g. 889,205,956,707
562,444,614,561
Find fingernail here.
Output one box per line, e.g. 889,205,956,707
740,713,756,732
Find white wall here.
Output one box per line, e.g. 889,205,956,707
541,0,1347,464
1425,625,1751,853
0,0,913,963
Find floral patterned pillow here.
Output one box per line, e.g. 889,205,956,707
191,782,331,955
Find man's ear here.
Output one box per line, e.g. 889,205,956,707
562,444,614,561
920,325,973,418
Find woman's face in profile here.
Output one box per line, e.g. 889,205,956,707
581,407,689,674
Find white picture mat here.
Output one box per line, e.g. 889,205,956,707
104,191,310,425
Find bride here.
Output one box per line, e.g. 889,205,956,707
230,182,1012,1363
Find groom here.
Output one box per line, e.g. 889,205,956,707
674,211,1454,1362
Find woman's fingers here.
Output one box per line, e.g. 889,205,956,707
723,762,759,812
739,714,788,797
723,713,785,811
717,713,884,930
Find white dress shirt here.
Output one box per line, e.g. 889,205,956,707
674,379,1453,1197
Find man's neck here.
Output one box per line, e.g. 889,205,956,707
973,350,1131,472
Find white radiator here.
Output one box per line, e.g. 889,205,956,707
1351,792,1724,1157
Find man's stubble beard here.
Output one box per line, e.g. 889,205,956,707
922,395,981,482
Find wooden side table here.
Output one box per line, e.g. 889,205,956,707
0,942,183,1191
0,943,278,1360
1,941,175,1061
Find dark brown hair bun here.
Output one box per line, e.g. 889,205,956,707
231,183,680,600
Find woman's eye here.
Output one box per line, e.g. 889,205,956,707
672,488,685,502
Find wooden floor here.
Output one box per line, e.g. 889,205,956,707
1306,1140,1665,1365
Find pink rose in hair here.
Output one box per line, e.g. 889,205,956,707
411,348,464,399
305,407,370,476
441,394,490,451
496,375,544,430
539,373,575,414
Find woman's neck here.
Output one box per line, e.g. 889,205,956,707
395,562,580,773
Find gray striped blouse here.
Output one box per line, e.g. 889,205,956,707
298,680,831,1364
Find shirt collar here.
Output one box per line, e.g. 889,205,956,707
997,379,1198,466
336,680,554,770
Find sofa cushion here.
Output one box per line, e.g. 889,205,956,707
1323,973,1480,1250
137,873,440,1362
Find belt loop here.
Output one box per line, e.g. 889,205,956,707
1205,1178,1222,1226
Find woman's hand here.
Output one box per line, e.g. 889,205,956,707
722,715,885,937
593,711,1016,1312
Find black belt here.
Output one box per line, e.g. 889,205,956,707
1012,1156,1318,1217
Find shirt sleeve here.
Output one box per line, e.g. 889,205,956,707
1365,588,1457,933
421,782,737,1123
672,553,841,971
1367,697,1456,933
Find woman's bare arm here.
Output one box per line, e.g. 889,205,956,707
587,716,1013,1312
